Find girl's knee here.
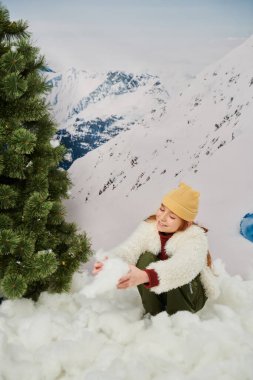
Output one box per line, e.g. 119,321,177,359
136,251,158,270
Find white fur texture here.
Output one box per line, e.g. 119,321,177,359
107,221,220,299
81,252,129,298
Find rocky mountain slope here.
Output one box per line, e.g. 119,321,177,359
46,69,170,168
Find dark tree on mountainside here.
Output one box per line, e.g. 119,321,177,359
0,4,91,300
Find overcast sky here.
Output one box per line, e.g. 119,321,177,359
3,0,253,80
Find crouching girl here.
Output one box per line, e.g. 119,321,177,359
93,182,219,316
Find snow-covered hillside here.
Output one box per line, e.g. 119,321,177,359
46,69,169,168
65,36,253,277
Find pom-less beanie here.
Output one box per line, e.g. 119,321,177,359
162,182,200,221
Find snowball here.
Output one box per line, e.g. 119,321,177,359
80,254,129,298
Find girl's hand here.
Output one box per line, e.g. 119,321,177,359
92,256,108,275
117,265,149,289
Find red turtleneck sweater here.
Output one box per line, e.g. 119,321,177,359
144,231,173,288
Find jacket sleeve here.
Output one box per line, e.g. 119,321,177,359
146,230,208,294
106,221,152,264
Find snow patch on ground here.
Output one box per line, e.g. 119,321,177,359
0,259,253,380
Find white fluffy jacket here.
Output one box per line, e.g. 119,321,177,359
107,220,220,299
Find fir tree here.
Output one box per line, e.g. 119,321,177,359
0,4,92,300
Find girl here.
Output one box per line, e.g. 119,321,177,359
93,182,219,316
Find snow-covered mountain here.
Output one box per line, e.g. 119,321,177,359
64,36,253,277
46,69,170,168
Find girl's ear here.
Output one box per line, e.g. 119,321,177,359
188,221,193,227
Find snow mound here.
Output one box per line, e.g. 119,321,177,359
240,213,253,243
0,259,253,380
81,251,129,298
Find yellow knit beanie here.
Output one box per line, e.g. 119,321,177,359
162,182,200,221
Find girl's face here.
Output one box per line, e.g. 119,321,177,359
156,203,185,233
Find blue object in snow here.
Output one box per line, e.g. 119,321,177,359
240,213,253,243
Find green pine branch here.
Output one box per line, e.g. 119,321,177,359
0,4,92,300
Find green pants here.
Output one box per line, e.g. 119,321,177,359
136,251,207,316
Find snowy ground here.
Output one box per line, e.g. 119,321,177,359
0,259,253,380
